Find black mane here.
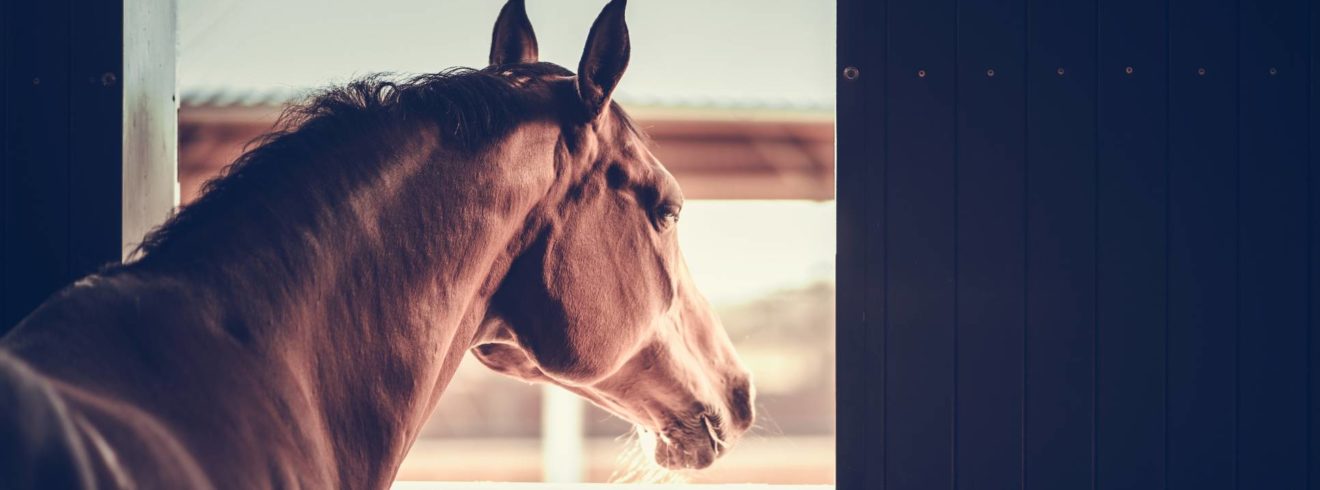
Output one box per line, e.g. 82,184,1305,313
132,63,575,262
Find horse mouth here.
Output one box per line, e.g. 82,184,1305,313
566,390,731,469
650,413,730,470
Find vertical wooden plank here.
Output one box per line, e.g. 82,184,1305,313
120,0,177,257
0,0,8,327
1309,2,1318,488
1024,0,1097,487
3,0,73,331
1237,0,1310,487
955,0,1026,487
1094,0,1168,488
1166,0,1239,488
68,0,124,275
835,0,884,487
862,0,889,486
885,0,956,487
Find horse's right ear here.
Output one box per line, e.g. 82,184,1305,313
576,0,629,120
489,0,539,66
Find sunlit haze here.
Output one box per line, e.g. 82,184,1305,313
179,0,835,108
678,200,835,306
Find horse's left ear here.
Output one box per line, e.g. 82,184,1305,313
577,0,630,120
489,0,539,66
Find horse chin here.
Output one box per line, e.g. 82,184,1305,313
653,436,719,470
637,413,729,470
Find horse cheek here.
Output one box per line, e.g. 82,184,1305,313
539,224,657,383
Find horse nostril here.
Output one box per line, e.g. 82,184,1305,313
727,378,755,432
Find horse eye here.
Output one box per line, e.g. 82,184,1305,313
656,204,681,229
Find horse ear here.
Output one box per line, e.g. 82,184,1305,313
577,0,630,120
489,0,539,66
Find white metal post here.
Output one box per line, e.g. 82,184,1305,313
540,384,586,482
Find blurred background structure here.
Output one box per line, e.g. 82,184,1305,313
177,0,834,484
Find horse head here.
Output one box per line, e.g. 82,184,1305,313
471,0,755,470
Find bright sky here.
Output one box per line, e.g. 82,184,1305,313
178,0,835,108
678,200,835,306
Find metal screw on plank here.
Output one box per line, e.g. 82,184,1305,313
843,66,860,80
1268,67,1277,76
986,68,996,77
1057,67,1066,76
917,69,927,78
1125,66,1134,75
1197,67,1206,76
101,72,117,87
32,77,40,85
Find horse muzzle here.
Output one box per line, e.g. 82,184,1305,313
647,375,755,470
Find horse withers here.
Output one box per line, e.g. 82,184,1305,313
0,1,754,488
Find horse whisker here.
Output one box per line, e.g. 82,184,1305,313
701,414,729,452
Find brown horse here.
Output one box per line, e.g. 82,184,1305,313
0,1,754,488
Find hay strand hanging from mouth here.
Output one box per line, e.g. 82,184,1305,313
607,426,688,484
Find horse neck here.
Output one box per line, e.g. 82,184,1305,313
136,122,560,485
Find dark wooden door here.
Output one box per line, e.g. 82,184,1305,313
0,0,176,333
837,0,1319,488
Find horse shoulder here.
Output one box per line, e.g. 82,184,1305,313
0,351,216,489
0,275,220,489
0,351,96,489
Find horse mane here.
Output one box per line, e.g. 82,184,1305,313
132,63,578,263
